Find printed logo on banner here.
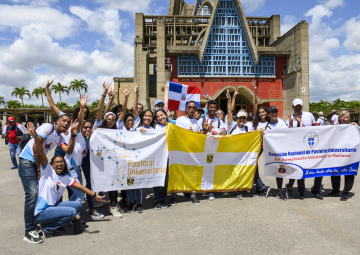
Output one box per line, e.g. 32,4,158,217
181,94,186,100
303,132,319,148
207,154,214,164
127,177,135,186
278,165,286,174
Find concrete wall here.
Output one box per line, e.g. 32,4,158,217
272,22,309,117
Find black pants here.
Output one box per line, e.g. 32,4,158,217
331,175,355,195
311,177,323,194
287,179,305,193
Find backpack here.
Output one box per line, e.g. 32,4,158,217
230,125,248,134
319,117,330,126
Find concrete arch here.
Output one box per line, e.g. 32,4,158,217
198,0,214,15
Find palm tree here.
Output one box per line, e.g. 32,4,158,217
11,87,31,107
70,79,88,96
32,87,47,107
0,96,5,107
5,100,22,108
51,82,70,103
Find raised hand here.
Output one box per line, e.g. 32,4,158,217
80,94,88,107
102,81,112,94
120,84,130,98
202,94,210,101
71,120,78,136
251,79,257,90
208,120,214,133
108,88,116,100
46,79,54,89
203,117,209,131
226,89,231,100
133,82,138,94
26,122,37,138
233,88,239,97
295,113,302,124
288,114,294,126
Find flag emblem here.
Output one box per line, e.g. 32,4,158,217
181,94,186,100
127,177,135,186
207,154,214,164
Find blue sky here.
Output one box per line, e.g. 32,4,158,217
0,0,359,106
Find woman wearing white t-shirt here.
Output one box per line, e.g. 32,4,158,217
26,123,105,239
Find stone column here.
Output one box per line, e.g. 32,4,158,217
156,18,167,103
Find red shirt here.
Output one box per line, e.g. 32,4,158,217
2,123,26,144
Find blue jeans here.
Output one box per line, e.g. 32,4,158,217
68,166,85,216
9,143,21,167
35,201,81,234
18,158,38,232
127,189,142,204
254,149,266,192
81,154,94,210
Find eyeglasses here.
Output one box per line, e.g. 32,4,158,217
126,119,134,122
238,117,246,120
83,126,92,129
53,160,64,165
216,112,224,115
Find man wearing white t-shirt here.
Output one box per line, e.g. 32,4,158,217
316,112,328,126
175,101,201,205
285,98,323,200
331,110,339,125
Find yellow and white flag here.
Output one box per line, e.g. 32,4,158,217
166,124,262,193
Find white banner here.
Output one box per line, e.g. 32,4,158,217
263,125,360,179
90,129,168,192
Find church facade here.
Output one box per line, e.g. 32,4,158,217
114,0,309,117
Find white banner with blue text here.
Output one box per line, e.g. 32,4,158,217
263,125,360,179
90,129,168,192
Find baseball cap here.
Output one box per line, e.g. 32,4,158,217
154,99,165,107
8,116,15,121
236,111,247,118
196,107,205,114
267,106,278,114
292,98,303,107
318,111,324,116
331,109,336,113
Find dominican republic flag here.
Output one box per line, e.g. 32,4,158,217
168,81,200,111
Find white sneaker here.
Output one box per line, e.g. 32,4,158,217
90,210,105,219
109,205,123,218
236,191,243,200
209,193,215,200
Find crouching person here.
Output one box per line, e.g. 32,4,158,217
27,123,105,241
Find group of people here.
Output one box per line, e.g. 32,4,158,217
4,79,357,245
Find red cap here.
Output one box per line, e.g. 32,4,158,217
8,116,15,121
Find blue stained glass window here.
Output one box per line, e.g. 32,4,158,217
179,0,275,77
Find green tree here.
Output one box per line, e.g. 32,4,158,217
11,87,31,107
5,100,22,108
89,100,100,109
24,104,38,108
32,86,47,107
72,100,81,109
70,79,88,96
51,82,70,103
0,96,5,106
55,102,71,109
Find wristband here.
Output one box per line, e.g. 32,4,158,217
93,193,96,198
102,94,106,97
71,135,77,138
80,106,85,109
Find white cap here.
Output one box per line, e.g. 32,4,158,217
236,111,247,118
331,109,336,113
292,98,303,107
318,111,324,116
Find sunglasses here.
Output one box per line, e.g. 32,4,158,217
126,119,134,122
83,126,92,129
238,117,246,120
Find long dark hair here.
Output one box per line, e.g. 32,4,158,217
100,114,116,129
252,107,270,130
50,155,69,176
154,108,168,124
111,104,123,116
139,109,154,128
73,105,89,120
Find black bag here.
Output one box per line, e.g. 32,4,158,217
4,135,9,145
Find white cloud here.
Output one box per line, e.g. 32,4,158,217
0,4,79,39
343,16,360,51
94,0,152,13
7,0,59,6
281,15,297,36
323,0,344,9
241,0,266,13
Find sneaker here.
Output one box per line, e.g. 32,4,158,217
340,194,349,201
109,205,123,218
94,200,108,208
260,186,271,198
23,230,43,244
127,202,135,213
155,200,162,210
170,197,177,206
327,190,340,197
54,227,65,232
276,190,287,201
298,192,304,200
134,204,144,213
89,210,104,219
311,190,323,200
190,195,201,205
117,205,125,213
236,191,243,200
11,166,18,169
285,184,292,199
41,230,54,239
34,224,42,234
222,192,230,195
209,193,215,200
161,199,169,209
202,192,209,196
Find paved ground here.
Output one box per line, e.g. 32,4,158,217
1,142,359,255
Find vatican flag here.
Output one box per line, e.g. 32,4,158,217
166,124,262,193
